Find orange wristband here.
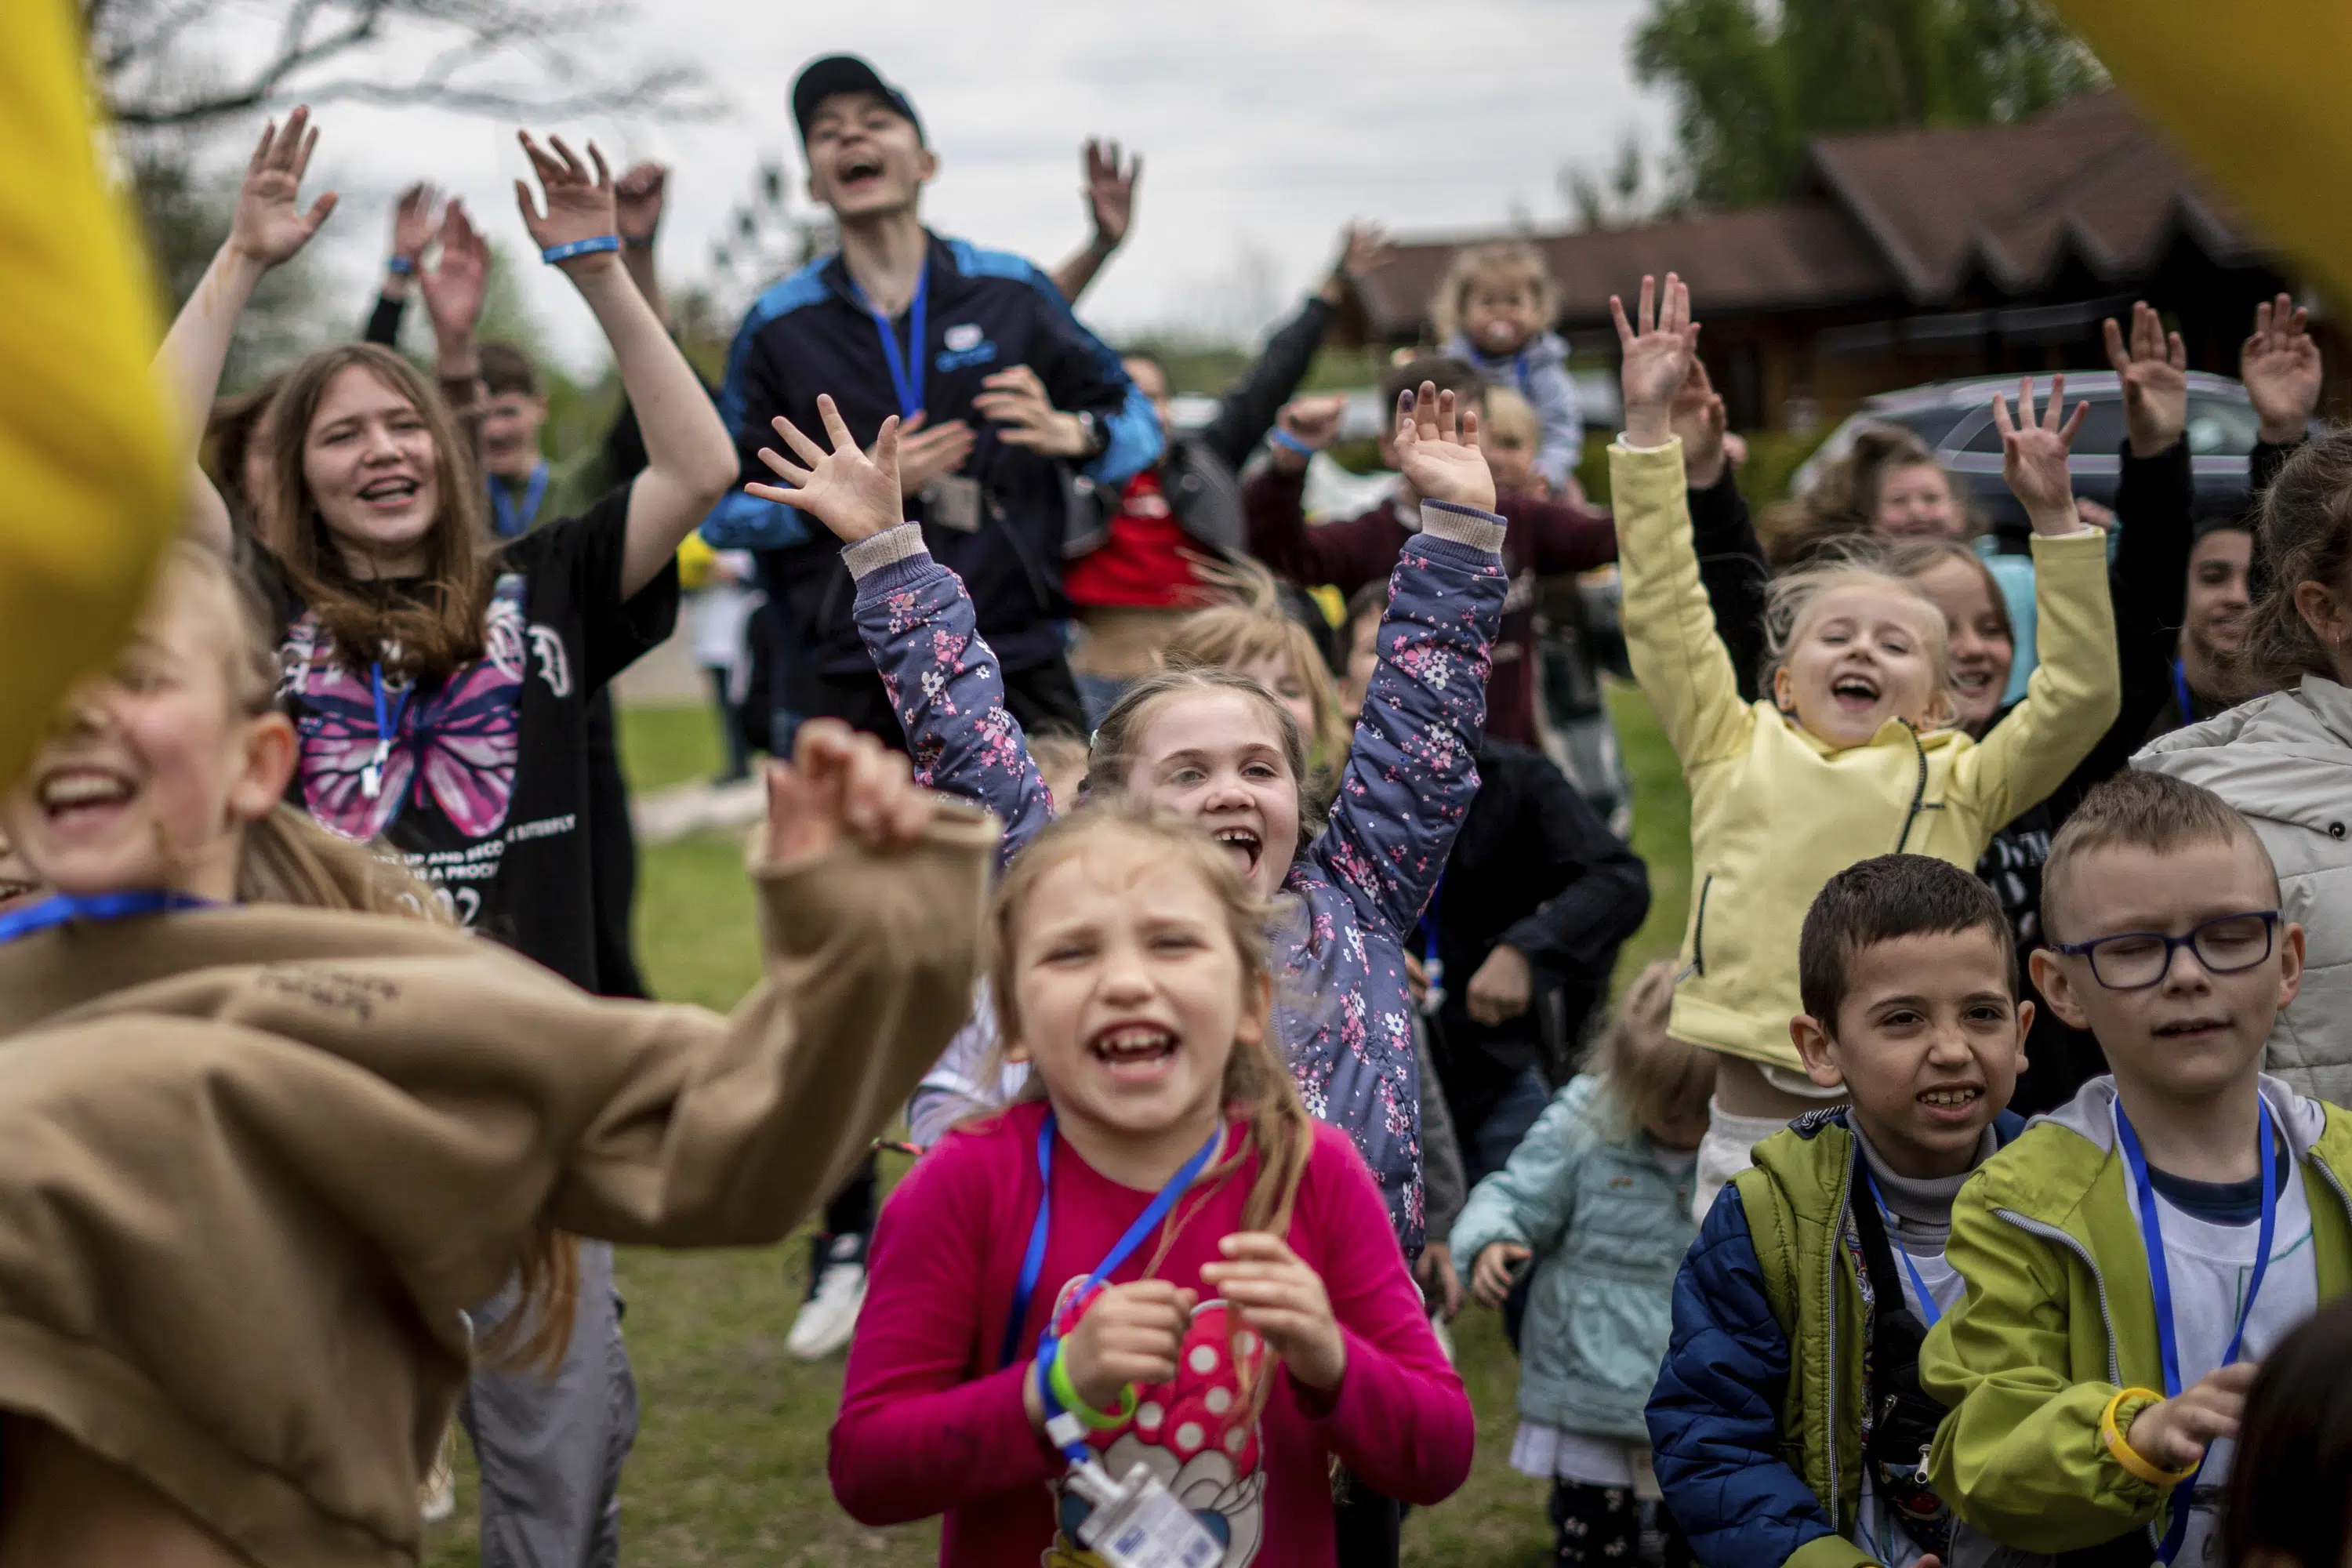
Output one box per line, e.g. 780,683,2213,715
2100,1387,2197,1487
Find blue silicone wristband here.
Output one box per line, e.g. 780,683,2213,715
385,255,416,277
1269,427,1316,459
541,235,622,265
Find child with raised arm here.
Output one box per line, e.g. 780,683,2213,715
748,386,1509,1256
0,543,990,1568
1607,273,2119,1217
829,802,1473,1563
150,106,740,1566
1648,855,2034,1568
1922,771,2352,1566
1433,241,1584,500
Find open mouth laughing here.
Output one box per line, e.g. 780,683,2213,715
1087,1022,1180,1081
1211,826,1261,878
34,766,136,829
1830,670,1882,714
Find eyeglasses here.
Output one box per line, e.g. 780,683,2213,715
2049,911,2280,991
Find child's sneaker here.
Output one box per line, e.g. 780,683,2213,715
786,1229,869,1360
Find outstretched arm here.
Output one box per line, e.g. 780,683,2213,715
512,132,735,598
157,107,338,553
1313,386,1507,938
612,162,670,328
746,397,1056,868
1956,376,2119,825
1609,274,1755,772
1196,223,1389,471
1048,138,1138,305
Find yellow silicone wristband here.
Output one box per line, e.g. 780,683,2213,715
2100,1387,2197,1486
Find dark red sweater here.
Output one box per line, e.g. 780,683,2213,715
1242,466,1616,743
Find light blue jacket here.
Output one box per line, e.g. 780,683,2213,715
1450,1075,1696,1440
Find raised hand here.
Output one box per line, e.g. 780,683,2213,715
1269,392,1346,473
1200,1232,1347,1392
419,200,490,349
390,182,440,267
514,130,619,276
1669,358,1730,488
1394,383,1496,513
889,411,976,497
2101,300,2188,458
1611,272,1700,448
615,162,668,246
1471,1240,1531,1309
2243,292,2323,444
749,394,906,544
1056,1279,1195,1413
2126,1361,2258,1472
1082,138,1141,254
761,718,935,866
974,365,1091,458
1991,375,2088,535
230,105,337,270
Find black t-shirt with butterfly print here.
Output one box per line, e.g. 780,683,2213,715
251,488,678,990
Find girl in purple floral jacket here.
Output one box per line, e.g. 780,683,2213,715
737,387,1508,1254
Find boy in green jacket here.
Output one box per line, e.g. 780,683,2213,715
1647,854,2032,1568
1925,770,2352,1566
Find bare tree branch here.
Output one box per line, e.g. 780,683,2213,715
88,0,717,131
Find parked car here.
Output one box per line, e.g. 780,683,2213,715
1790,371,2270,541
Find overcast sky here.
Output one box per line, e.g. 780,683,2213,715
209,0,1671,372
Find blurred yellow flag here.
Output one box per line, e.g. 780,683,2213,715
2054,0,2352,304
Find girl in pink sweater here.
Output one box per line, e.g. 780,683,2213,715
829,803,1475,1563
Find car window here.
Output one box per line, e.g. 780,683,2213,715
1886,406,1970,449
2185,397,2259,456
1961,393,2127,456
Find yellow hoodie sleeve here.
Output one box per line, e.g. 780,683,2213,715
1610,437,1755,773
1947,529,2120,828
0,1,179,791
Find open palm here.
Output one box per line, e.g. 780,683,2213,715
419,201,489,345
2243,292,2323,438
1394,383,1496,512
2102,300,2187,456
1611,272,1700,426
514,130,617,258
230,105,337,268
750,395,906,544
1994,375,2087,528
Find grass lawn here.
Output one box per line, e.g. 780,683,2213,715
423,684,1694,1566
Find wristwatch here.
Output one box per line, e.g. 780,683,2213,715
1073,410,1106,459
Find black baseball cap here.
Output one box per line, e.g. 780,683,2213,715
792,55,924,146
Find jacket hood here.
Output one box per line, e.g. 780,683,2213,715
2028,1072,2328,1161
2135,678,2352,840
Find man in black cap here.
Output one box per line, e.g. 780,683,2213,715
705,54,1160,1363
705,54,1160,745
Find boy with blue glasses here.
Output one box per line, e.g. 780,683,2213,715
1925,770,2352,1566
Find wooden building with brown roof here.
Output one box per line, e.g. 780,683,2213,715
1359,93,2333,431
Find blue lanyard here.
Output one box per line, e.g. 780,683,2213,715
851,266,928,421
997,1110,1222,1377
0,890,216,944
1860,1166,1947,1329
364,661,415,801
2114,1095,2280,1564
1416,875,1444,971
488,462,549,539
2171,659,2194,728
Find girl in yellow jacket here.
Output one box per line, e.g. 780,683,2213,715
1609,275,2119,1218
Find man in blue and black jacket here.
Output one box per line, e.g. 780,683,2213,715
702,53,1160,742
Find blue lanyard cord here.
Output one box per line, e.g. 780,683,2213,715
997,1111,1224,1374
0,891,217,945
2172,659,2194,728
852,267,928,422
1416,875,1444,971
1860,1166,1946,1329
488,462,549,539
2114,1096,2280,1564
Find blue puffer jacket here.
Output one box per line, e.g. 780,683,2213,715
1449,1075,1694,1441
836,503,1507,1254
1646,1107,2025,1568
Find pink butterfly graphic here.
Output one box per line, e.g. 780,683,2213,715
285,585,525,842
